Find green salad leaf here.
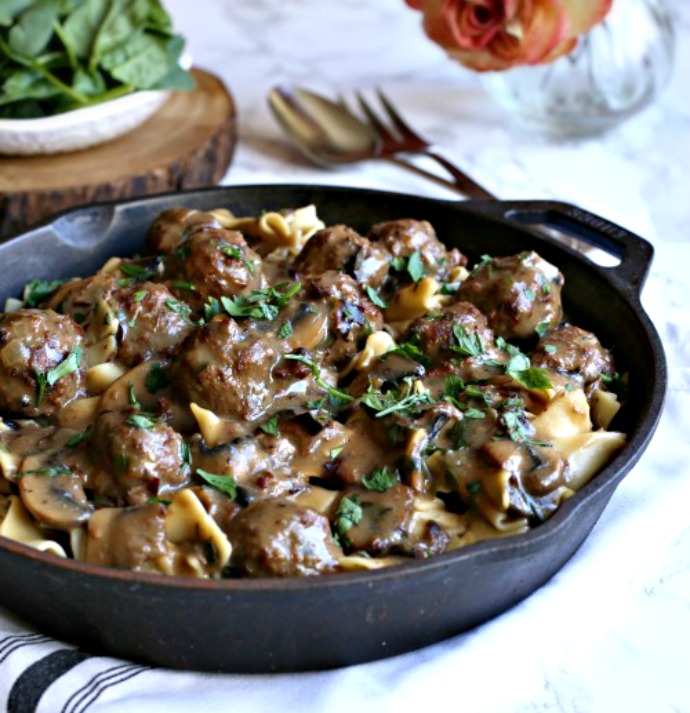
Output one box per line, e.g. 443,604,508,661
0,0,194,119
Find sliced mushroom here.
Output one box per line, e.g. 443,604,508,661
17,455,92,531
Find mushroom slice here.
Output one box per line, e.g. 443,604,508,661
17,464,92,531
0,494,67,557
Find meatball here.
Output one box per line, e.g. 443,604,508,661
368,219,465,280
403,301,494,367
457,251,564,340
85,503,174,572
88,409,190,506
302,271,383,365
532,324,614,385
293,225,390,289
147,207,223,255
167,227,262,309
103,281,195,366
0,309,85,417
171,316,279,423
227,499,342,577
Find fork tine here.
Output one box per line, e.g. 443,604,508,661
356,92,398,144
375,89,427,144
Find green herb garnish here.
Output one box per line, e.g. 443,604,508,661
46,346,83,387
22,278,63,307
220,243,256,274
450,324,484,358
365,285,389,309
196,469,237,499
127,414,156,430
361,466,397,492
407,251,425,282
334,495,362,538
260,415,280,437
145,363,170,394
219,282,301,321
284,353,353,404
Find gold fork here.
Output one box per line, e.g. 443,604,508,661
351,89,496,200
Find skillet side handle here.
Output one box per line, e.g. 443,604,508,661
470,200,655,297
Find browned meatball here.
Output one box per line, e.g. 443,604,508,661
147,207,223,255
88,409,190,506
227,499,342,577
293,225,390,288
403,301,494,367
85,503,173,572
171,316,278,423
0,309,85,417
457,251,564,340
104,281,195,366
167,228,262,309
368,219,465,280
532,324,614,385
302,271,383,365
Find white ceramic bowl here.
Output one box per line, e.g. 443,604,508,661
0,56,192,156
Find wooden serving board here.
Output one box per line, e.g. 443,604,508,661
0,68,236,240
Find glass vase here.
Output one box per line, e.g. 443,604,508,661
481,0,676,136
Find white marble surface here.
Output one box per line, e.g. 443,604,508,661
2,1,689,711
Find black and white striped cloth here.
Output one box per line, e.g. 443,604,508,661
0,621,149,713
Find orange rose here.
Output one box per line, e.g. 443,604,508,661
405,0,612,71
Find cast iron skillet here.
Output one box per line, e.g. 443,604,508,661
0,185,666,673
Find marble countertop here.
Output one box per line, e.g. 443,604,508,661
2,2,689,711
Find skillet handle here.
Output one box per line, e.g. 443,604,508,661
469,200,654,297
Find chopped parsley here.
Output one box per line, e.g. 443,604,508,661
66,429,90,447
407,251,425,282
260,415,280,437
334,495,362,539
278,320,293,339
19,466,72,478
40,347,83,394
388,341,430,369
450,324,484,358
284,353,353,404
218,282,301,321
361,466,397,492
329,446,344,460
165,298,191,316
127,414,156,430
145,364,170,393
365,285,389,309
170,281,196,292
119,263,156,281
390,252,426,282
361,377,434,419
195,469,237,499
220,242,256,274
22,279,64,307
34,369,47,407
